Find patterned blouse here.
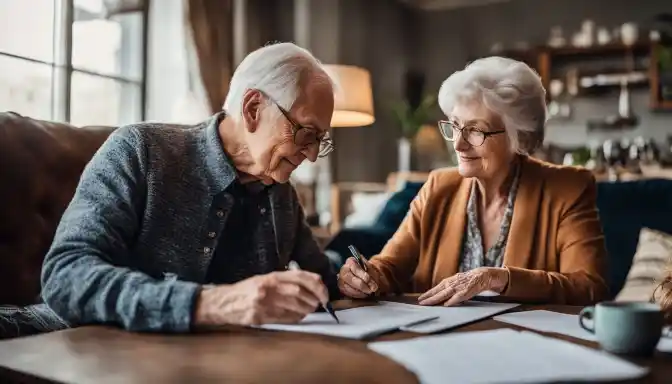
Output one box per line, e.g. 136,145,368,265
459,162,521,272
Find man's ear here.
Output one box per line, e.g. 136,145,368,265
241,89,263,133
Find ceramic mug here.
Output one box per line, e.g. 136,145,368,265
579,301,663,356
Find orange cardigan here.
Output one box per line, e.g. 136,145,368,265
368,156,609,305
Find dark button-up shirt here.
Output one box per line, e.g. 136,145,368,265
205,181,275,284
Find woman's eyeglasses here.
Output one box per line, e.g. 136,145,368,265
438,119,505,147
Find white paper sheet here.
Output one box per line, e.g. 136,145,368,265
494,310,672,353
368,329,649,384
378,300,520,334
474,290,500,298
258,305,437,339
494,310,597,341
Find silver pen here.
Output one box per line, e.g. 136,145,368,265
348,245,367,271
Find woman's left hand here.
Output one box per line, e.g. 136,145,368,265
418,267,509,306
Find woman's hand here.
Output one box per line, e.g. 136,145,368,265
338,257,380,298
418,267,509,306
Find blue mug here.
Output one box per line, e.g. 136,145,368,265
579,301,663,356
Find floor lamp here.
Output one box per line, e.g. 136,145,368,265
321,64,375,231
324,65,375,128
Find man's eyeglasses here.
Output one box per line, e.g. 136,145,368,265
438,118,506,147
271,100,334,158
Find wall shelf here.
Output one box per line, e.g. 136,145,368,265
542,42,651,57
489,41,672,111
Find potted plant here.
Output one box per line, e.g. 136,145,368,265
391,94,437,172
657,44,672,100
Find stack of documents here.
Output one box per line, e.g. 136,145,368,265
259,300,518,339
259,305,437,339
368,329,649,383
494,310,672,352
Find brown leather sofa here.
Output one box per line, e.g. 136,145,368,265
0,112,115,306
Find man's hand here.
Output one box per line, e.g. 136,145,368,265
193,270,329,327
418,267,509,306
337,257,380,298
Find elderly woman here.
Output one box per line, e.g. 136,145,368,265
338,56,609,306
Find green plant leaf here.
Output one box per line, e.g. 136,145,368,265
658,45,672,71
389,94,437,139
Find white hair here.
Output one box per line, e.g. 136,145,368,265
223,42,336,121
438,56,547,154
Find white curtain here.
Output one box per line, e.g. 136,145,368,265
145,0,209,123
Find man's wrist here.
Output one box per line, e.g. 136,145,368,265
192,284,231,328
188,285,204,330
192,286,212,328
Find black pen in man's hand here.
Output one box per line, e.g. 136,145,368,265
287,260,340,323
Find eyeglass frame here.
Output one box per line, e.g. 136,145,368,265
259,90,334,158
437,118,506,147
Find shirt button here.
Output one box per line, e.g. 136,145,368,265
203,246,211,254
208,231,216,238
216,210,224,218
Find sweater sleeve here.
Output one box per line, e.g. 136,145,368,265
368,173,437,294
41,127,201,333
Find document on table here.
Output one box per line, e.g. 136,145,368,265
494,310,672,352
368,329,649,384
378,300,520,334
474,290,500,298
258,305,437,339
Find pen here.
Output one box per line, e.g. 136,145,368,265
287,260,340,323
347,245,367,272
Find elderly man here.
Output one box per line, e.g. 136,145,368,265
2,42,339,337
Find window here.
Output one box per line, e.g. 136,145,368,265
0,0,148,126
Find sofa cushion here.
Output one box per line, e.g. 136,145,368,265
325,226,398,266
373,181,425,231
344,192,391,228
596,179,672,297
616,228,672,302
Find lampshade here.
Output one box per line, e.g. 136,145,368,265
323,64,375,127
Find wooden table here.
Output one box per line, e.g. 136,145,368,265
0,297,669,384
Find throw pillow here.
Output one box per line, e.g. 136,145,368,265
373,181,424,231
343,192,391,228
615,228,672,302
